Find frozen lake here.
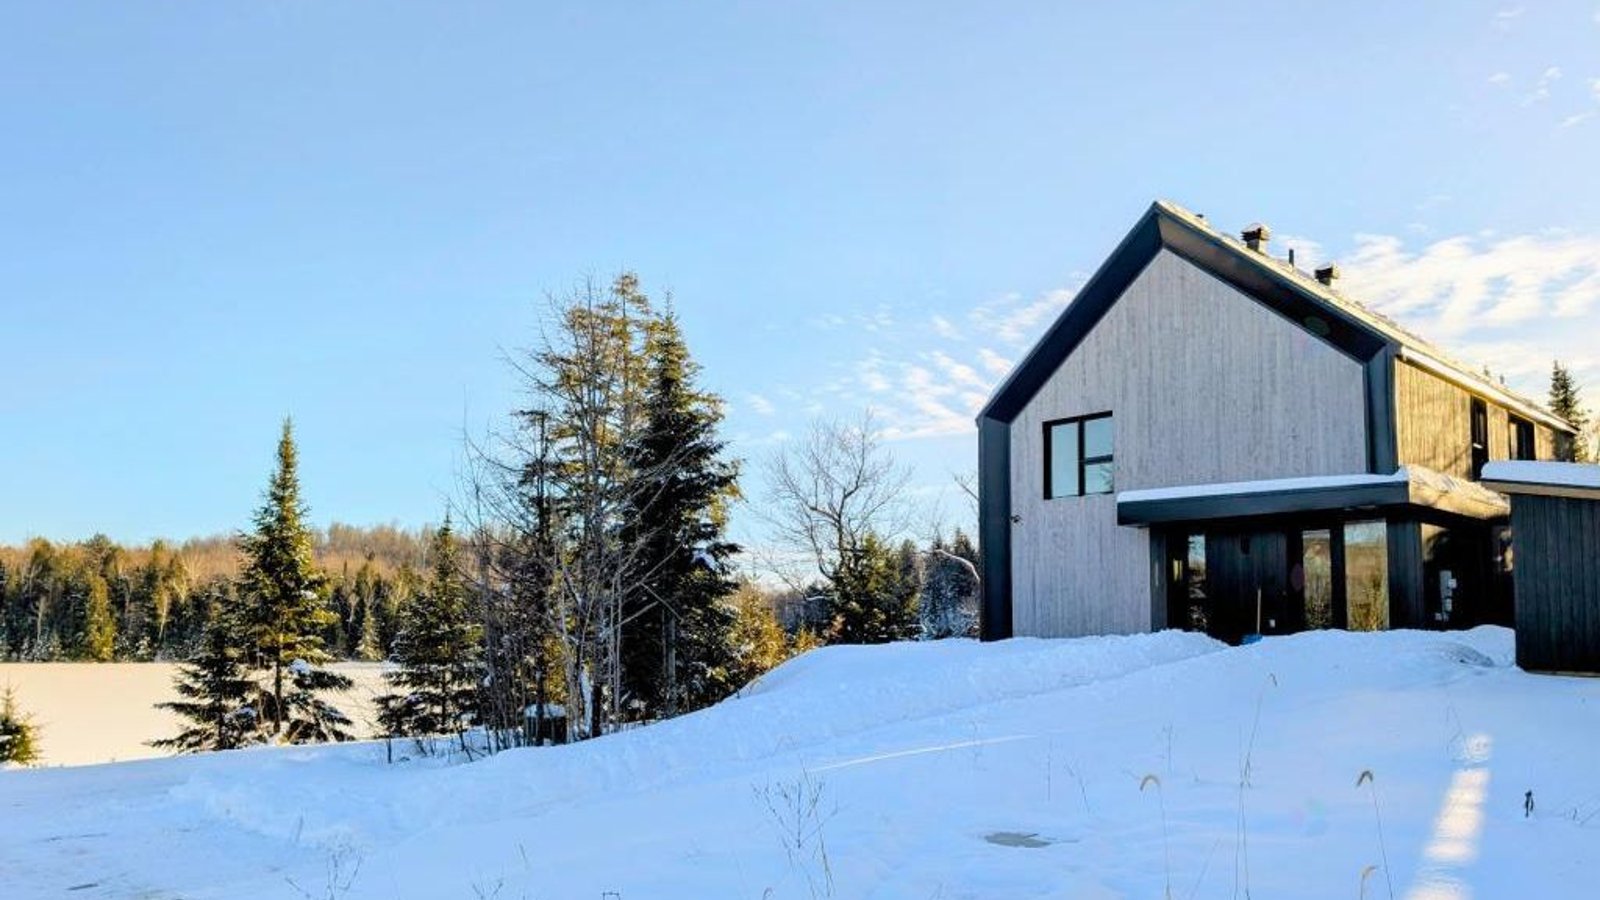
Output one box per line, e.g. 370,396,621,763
0,661,391,766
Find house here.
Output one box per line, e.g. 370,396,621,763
977,201,1579,644
1480,461,1600,674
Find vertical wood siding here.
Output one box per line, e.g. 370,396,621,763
1510,494,1600,673
1395,361,1563,478
1007,250,1369,637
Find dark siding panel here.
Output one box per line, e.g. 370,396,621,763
1512,494,1600,673
1387,520,1426,628
978,417,1013,641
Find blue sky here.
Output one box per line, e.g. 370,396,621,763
4,2,1599,552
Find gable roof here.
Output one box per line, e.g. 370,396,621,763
978,200,1576,435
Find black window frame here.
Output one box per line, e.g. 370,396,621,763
1043,411,1114,499
1508,414,1536,461
1469,398,1489,480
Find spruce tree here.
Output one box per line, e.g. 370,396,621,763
280,661,355,744
0,685,40,765
1550,360,1591,462
82,573,116,662
151,618,261,753
238,419,349,739
378,519,482,738
620,309,742,714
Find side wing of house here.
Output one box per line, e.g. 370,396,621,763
1002,249,1370,637
1394,360,1570,477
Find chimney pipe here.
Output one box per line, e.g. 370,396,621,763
1314,263,1340,286
1241,223,1271,253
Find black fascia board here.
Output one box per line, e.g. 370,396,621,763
1117,481,1411,527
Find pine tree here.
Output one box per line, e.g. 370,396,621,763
150,618,261,753
1550,360,1591,462
0,685,40,765
378,519,482,738
82,573,116,662
620,309,742,715
237,419,348,739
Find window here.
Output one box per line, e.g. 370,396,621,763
1469,398,1489,479
1343,520,1389,631
1044,412,1114,498
1508,415,1535,461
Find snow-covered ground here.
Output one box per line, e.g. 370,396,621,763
3,628,1598,898
0,662,391,765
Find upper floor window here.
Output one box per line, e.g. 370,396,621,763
1470,398,1489,479
1046,412,1114,498
1509,415,1536,461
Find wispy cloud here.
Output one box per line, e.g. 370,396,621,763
1561,111,1595,128
1523,65,1562,105
1488,71,1511,86
745,392,775,416
1493,6,1525,30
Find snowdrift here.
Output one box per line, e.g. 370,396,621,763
3,627,1598,899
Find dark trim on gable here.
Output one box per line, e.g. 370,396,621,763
1155,215,1388,366
1364,347,1399,474
977,417,1013,641
978,209,1164,424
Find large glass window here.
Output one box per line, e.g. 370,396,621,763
1045,412,1114,498
1509,415,1536,461
1344,520,1389,631
1301,528,1334,629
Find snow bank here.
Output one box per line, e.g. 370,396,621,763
5,626,1599,900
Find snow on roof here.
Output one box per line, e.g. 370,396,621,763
1153,200,1576,435
1481,461,1600,499
1117,466,1508,520
1117,471,1405,505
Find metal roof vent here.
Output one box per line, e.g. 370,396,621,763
1241,223,1271,253
1315,263,1341,286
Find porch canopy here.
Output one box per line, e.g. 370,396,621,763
1117,466,1509,527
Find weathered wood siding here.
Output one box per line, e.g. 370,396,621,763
1509,494,1600,673
1008,250,1370,637
1395,361,1563,478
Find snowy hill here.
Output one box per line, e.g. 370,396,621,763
3,628,1598,898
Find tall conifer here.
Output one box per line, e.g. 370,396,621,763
238,420,349,738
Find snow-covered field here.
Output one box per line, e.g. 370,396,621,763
0,662,391,766
3,628,1599,898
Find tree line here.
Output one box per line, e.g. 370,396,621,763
0,526,434,663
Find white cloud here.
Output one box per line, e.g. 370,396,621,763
1488,71,1511,85
1561,111,1595,128
1493,6,1525,29
745,392,775,416
968,286,1078,345
930,314,960,340
1523,66,1562,105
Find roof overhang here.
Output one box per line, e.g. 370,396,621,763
1117,467,1509,527
1481,461,1600,501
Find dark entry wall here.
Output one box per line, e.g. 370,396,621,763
1509,494,1600,673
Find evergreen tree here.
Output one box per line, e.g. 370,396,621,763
1550,360,1591,462
378,519,482,738
82,573,116,662
150,618,262,752
620,309,742,714
724,584,793,691
237,419,348,739
827,533,920,644
0,685,40,765
279,661,355,745
921,530,980,639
